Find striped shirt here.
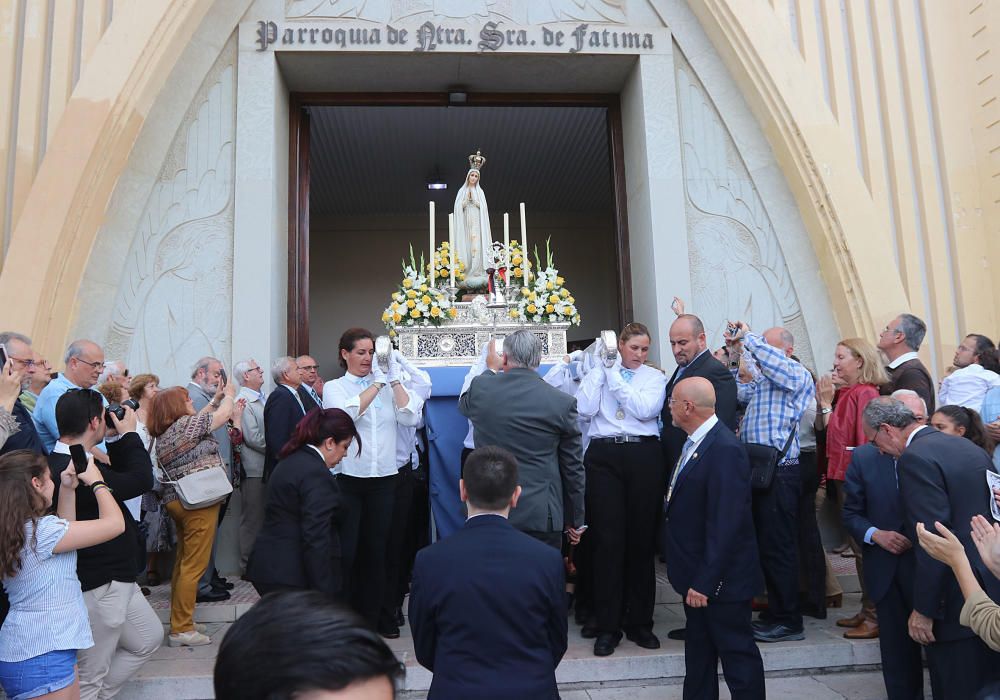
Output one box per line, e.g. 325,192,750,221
735,332,815,460
0,515,93,661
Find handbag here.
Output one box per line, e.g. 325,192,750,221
155,438,232,510
744,428,797,491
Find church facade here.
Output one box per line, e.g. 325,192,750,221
1,0,998,383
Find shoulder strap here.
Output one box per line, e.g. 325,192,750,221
778,425,797,460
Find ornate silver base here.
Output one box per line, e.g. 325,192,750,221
396,301,569,367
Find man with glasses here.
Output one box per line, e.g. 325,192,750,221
233,358,267,573
296,355,323,411
0,331,44,454
32,338,106,452
877,314,935,414
19,351,52,414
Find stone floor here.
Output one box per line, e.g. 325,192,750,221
120,558,899,700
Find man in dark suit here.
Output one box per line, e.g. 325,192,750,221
459,330,585,548
296,354,322,412
0,331,44,455
660,314,738,469
664,377,764,700
842,441,923,700
877,313,936,413
263,356,307,480
862,397,1000,699
409,446,567,699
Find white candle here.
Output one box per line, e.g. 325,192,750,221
429,201,435,276
503,212,510,260
448,213,455,288
519,202,528,284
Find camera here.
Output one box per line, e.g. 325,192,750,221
105,398,139,428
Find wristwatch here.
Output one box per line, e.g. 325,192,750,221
820,406,832,415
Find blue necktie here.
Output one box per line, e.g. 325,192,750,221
619,367,635,382
667,437,695,501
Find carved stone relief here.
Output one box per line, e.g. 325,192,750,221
103,36,237,385
674,47,814,368
286,0,627,24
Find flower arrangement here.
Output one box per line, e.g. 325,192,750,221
509,239,581,326
425,241,465,286
382,246,458,336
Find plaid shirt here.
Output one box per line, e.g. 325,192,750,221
734,332,815,460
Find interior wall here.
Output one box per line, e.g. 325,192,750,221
309,211,618,378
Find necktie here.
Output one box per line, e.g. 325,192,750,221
667,437,695,502
619,367,635,382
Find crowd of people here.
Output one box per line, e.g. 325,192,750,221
1,304,1000,699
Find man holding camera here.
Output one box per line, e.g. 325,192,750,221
48,388,160,700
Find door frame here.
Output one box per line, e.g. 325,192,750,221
287,92,632,355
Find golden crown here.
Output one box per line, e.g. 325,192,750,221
468,149,486,171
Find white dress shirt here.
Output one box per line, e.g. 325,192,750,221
395,364,432,468
324,372,422,478
460,344,493,449
938,363,1000,411
576,362,667,438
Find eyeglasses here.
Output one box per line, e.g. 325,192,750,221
73,358,104,370
8,355,36,367
667,397,691,408
249,367,264,374
881,325,902,336
299,364,319,372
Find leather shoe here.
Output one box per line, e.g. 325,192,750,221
836,611,867,628
580,625,598,639
752,623,805,643
666,628,686,641
196,589,230,603
843,619,879,639
625,629,660,649
212,575,234,591
593,632,622,656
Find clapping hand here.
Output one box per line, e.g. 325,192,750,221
816,374,836,407
971,514,1000,579
916,521,965,568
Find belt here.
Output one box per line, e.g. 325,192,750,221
591,435,659,444
777,458,800,470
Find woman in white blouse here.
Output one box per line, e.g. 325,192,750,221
576,322,667,657
323,328,422,637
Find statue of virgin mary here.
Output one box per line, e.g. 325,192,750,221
453,150,493,289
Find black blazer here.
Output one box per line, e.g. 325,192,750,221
1,398,44,455
842,444,915,606
48,433,153,590
409,514,566,700
297,385,320,414
246,446,342,597
263,386,306,479
663,421,762,602
660,350,738,471
898,427,1000,641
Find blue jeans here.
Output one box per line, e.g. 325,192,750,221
0,649,77,700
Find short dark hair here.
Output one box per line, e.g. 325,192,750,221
966,334,1000,373
463,446,518,510
338,327,375,370
55,389,104,437
214,591,404,700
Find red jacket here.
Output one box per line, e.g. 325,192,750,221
826,383,880,481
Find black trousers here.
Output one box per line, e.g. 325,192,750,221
797,450,826,616
586,439,663,634
751,463,802,629
874,573,924,700
683,600,765,700
338,473,398,627
382,463,414,623
397,459,430,605
927,634,1000,700
252,582,302,597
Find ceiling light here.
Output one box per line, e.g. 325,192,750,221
427,182,447,190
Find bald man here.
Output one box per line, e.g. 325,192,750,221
34,338,107,452
665,377,764,700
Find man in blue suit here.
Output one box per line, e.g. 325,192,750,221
409,445,567,700
664,377,765,700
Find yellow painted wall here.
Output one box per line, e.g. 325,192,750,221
0,0,997,376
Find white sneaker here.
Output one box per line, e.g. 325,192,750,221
168,630,211,647
194,623,207,633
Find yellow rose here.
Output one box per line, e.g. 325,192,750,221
546,281,554,291
560,288,570,298
406,290,417,299
512,255,523,265
420,284,428,292
430,306,441,317
545,304,555,313
403,279,413,288
509,309,520,318
409,309,422,319
392,313,402,323
441,241,449,248
521,287,529,295
448,308,458,318
438,269,447,278
514,268,523,277
421,294,432,305
406,299,416,309
556,276,565,286
567,296,575,304
528,291,536,301
389,329,397,337
527,303,537,314
549,294,560,304
381,311,390,322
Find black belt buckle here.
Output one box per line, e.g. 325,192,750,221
613,435,628,444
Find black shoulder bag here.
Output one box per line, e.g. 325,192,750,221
744,428,797,491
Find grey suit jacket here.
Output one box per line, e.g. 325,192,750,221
187,382,232,474
239,392,266,478
459,368,585,533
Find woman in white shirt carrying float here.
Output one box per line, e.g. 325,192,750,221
0,449,125,700
576,323,668,657
323,328,423,638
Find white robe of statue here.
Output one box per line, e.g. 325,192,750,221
452,169,493,288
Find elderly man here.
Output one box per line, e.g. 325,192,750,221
665,377,765,700
263,356,307,480
98,359,129,386
0,331,44,454
296,354,323,410
187,356,234,602
459,329,585,550
727,322,815,643
862,396,1000,699
33,338,105,452
877,313,936,413
233,358,267,573
19,350,52,414
842,390,927,699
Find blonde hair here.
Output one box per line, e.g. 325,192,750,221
837,338,889,387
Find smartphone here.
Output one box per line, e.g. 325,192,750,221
69,444,88,474
726,322,739,337
0,342,8,367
